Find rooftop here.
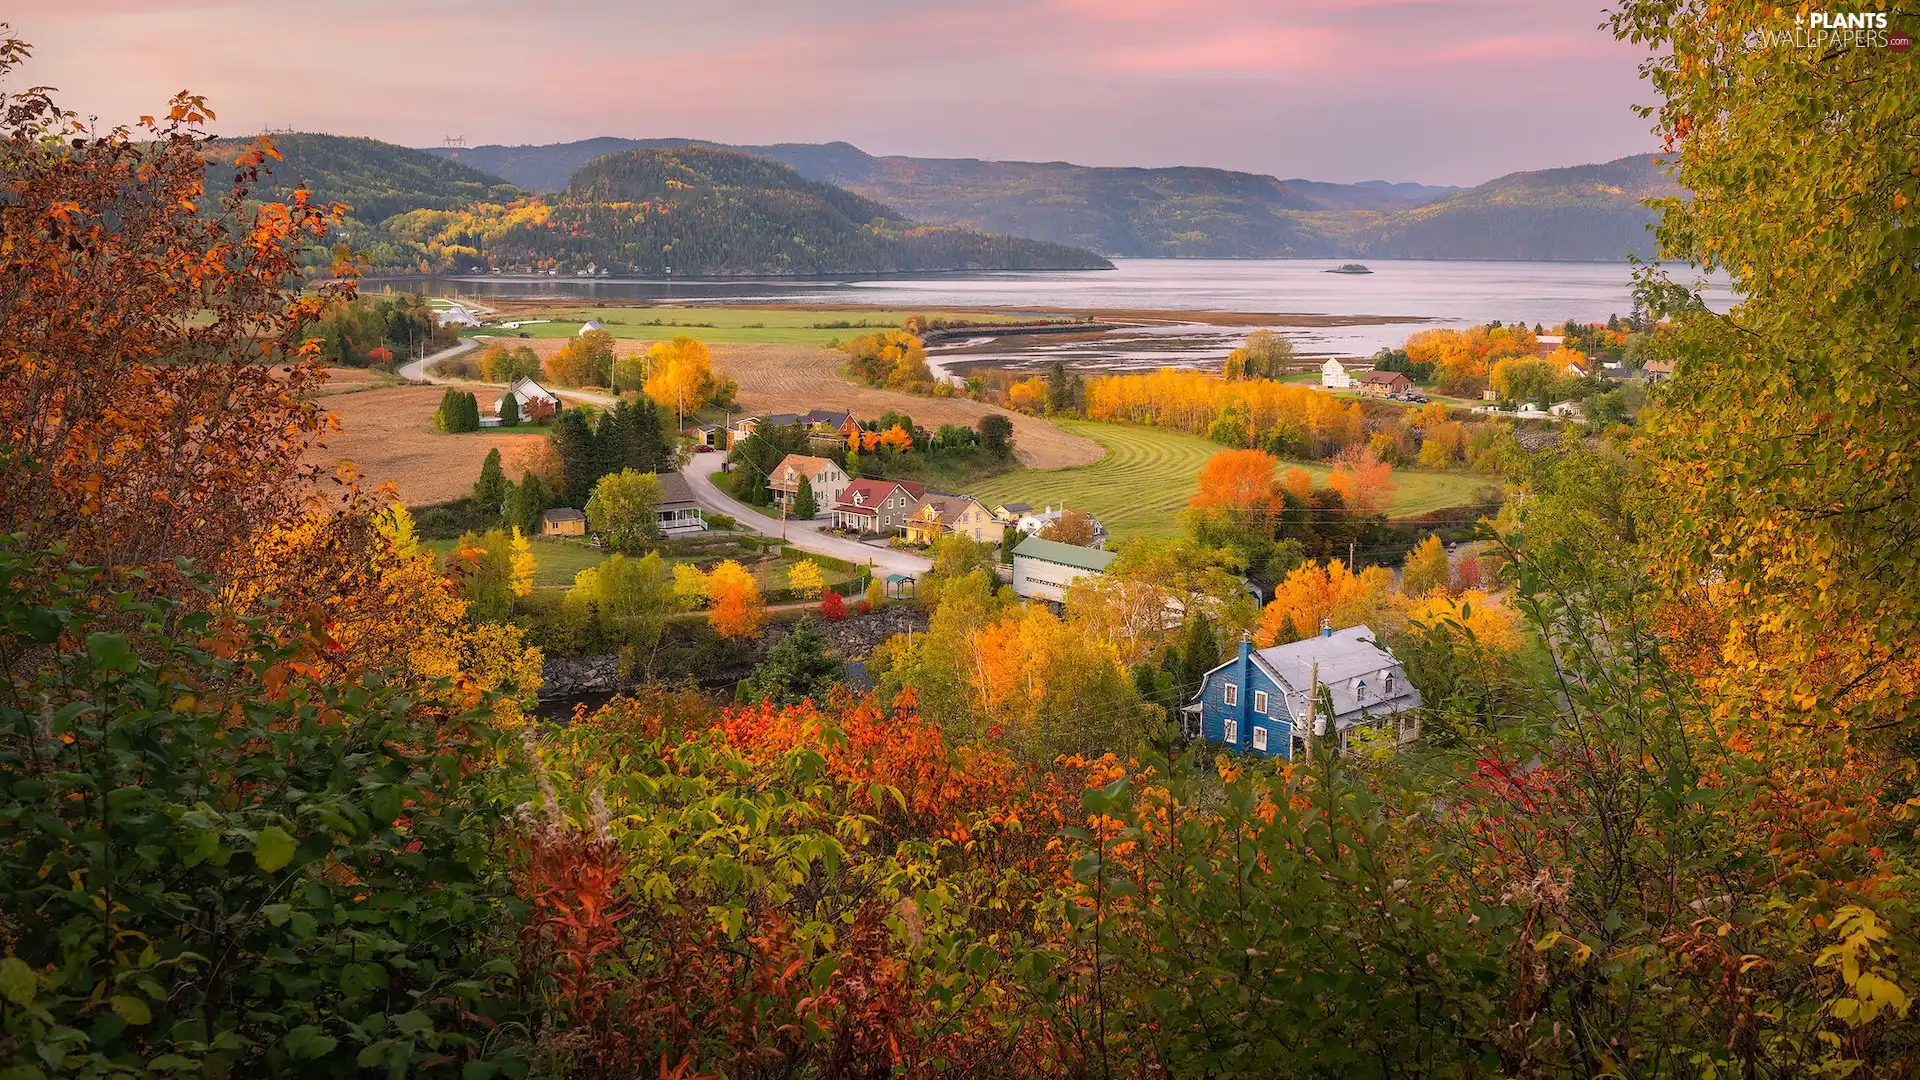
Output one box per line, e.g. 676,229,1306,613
1013,535,1116,573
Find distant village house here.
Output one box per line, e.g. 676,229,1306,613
1011,535,1115,606
1184,625,1422,759
831,479,925,535
768,454,850,518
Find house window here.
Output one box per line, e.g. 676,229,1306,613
1223,718,1238,744
1252,727,1268,752
1291,736,1307,759
1384,672,1396,698
1222,683,1237,707
1253,690,1268,715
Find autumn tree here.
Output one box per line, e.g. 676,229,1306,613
1255,559,1397,646
1039,509,1097,547
585,469,664,555
1222,329,1296,379
643,336,727,413
707,559,765,639
1400,534,1451,597
842,329,932,390
0,68,360,588
565,551,676,662
1328,444,1394,515
1611,0,1920,732
787,558,826,600
1189,448,1279,531
545,328,615,387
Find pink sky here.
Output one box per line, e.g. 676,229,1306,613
7,0,1655,186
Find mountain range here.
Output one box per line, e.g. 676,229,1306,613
429,138,1677,262
216,131,1677,273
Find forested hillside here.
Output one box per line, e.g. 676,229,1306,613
462,145,1114,274
208,133,522,223
1359,155,1675,261
430,137,1670,261
204,135,1108,274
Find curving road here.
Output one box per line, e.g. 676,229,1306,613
683,453,931,576
397,337,479,383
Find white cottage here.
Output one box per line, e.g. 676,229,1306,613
1320,358,1352,390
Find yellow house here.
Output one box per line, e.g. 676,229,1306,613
903,493,1005,546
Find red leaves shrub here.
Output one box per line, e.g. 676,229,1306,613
820,590,847,621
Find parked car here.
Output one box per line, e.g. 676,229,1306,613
690,444,714,453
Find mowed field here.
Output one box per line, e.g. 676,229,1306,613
513,338,1103,469
970,420,1497,541
311,385,546,505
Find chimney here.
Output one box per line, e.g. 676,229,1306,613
1238,637,1252,662
1320,617,1333,638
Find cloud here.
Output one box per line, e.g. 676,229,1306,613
2,0,1654,185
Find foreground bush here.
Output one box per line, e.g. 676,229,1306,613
0,545,528,1077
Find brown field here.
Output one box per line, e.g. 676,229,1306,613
516,338,1103,469
312,386,545,505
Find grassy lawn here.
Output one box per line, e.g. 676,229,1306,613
968,420,1496,541
483,307,1028,346
427,536,605,588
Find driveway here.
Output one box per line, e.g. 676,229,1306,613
397,337,478,383
684,453,931,576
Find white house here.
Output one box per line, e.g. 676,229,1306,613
495,377,561,417
1548,400,1585,420
1011,535,1116,606
434,305,482,328
1320,358,1352,390
578,320,605,335
653,471,706,535
767,454,850,518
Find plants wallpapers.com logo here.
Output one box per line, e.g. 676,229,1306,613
1754,11,1909,51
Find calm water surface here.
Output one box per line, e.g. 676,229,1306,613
394,258,1735,362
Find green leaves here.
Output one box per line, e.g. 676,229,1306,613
252,825,296,873
0,957,35,1006
0,540,526,1078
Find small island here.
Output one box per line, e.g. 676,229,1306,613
1326,263,1374,275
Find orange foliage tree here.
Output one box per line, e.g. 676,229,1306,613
1328,444,1395,514
0,61,350,581
1255,559,1397,645
706,558,765,639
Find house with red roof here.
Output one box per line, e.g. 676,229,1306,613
831,479,925,536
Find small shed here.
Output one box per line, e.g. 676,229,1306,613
578,321,605,335
538,508,587,537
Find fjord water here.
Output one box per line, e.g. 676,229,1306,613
406,257,1734,358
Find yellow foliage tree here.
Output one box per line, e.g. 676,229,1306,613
643,336,721,412
510,526,535,597
1255,559,1397,646
707,559,765,639
787,559,826,600
1404,588,1519,653
1400,534,1451,598
545,328,615,387
672,563,709,608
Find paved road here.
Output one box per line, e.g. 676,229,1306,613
400,338,922,574
684,453,931,576
397,337,479,383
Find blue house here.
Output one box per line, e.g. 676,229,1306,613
1183,624,1423,760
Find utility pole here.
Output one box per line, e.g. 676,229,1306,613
1305,660,1320,755
1349,540,1356,569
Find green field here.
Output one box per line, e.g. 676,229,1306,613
968,420,1495,541
479,307,1031,346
